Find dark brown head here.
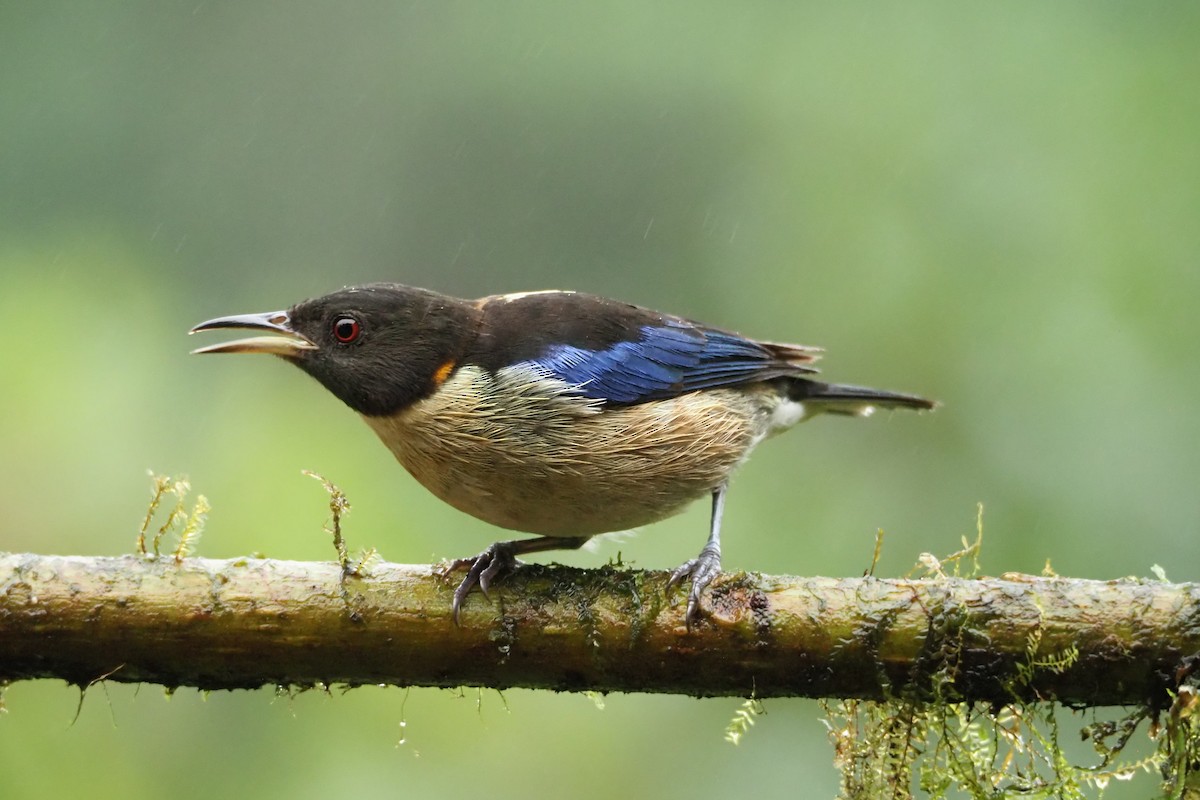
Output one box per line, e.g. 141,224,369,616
190,283,479,416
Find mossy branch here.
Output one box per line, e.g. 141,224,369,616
1,551,1196,705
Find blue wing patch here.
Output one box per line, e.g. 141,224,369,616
527,320,806,405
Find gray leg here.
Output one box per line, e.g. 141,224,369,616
450,535,591,624
668,483,726,628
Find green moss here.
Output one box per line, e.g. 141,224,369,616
136,472,208,561
303,470,352,573
818,521,1199,799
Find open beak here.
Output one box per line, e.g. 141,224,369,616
188,311,317,356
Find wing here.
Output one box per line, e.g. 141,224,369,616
471,291,820,406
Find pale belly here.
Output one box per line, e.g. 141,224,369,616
361,365,783,536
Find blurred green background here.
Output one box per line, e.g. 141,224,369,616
2,3,1198,798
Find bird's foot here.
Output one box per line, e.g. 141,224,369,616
444,535,591,625
667,544,721,629
448,542,521,624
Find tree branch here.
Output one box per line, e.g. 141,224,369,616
1,552,1194,705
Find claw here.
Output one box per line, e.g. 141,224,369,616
669,484,727,629
447,535,592,625
669,545,722,629
477,549,512,597
450,542,520,624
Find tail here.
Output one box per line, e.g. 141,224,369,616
789,379,937,417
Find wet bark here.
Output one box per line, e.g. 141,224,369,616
1,553,1194,705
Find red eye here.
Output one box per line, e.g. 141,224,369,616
332,316,361,344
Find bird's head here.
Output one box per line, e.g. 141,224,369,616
190,283,478,416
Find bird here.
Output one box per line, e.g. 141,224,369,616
190,283,935,625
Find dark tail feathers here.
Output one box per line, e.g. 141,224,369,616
790,380,937,417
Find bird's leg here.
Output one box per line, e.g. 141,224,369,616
449,535,590,624
668,483,726,628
